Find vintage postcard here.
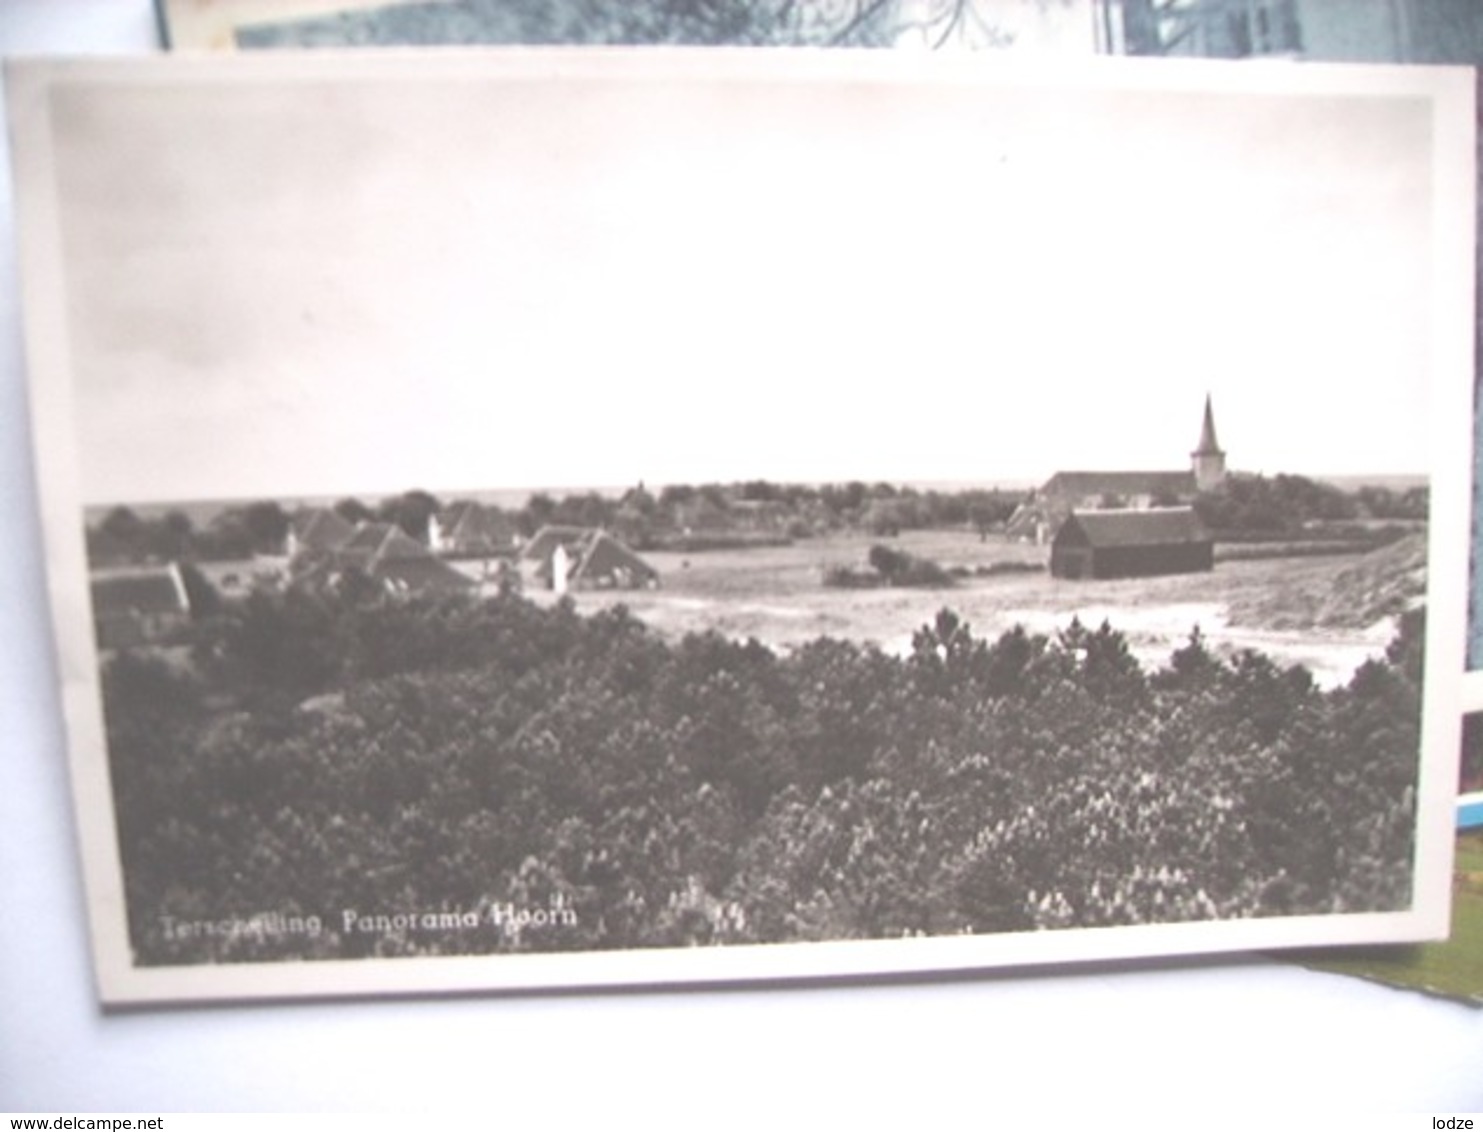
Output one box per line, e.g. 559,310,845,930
7,51,1473,1004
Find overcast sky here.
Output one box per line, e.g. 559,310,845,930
42,54,1442,504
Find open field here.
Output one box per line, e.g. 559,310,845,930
523,530,1420,688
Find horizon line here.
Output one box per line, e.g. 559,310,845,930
82,469,1431,515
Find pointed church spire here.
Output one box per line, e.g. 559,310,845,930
1191,395,1226,491
1193,394,1221,455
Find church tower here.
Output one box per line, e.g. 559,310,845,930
1191,394,1226,492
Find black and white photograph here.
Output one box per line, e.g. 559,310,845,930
159,0,1483,832
7,49,1472,1004
158,0,1098,53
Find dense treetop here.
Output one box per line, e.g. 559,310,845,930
104,581,1423,964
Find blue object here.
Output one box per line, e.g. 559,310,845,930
1459,794,1483,830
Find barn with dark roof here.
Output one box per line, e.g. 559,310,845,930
1050,508,1213,580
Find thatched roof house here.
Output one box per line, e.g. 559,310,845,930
523,525,659,592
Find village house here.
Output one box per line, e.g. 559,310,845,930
428,500,519,560
297,520,476,598
521,525,659,593
285,507,357,560
90,563,193,649
519,525,589,583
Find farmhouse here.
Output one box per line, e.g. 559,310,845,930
1050,508,1213,580
285,507,357,558
91,563,192,648
299,520,476,597
1008,397,1226,543
522,525,659,593
566,530,660,590
429,501,519,559
520,525,589,576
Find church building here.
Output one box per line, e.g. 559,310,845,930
1006,396,1227,544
